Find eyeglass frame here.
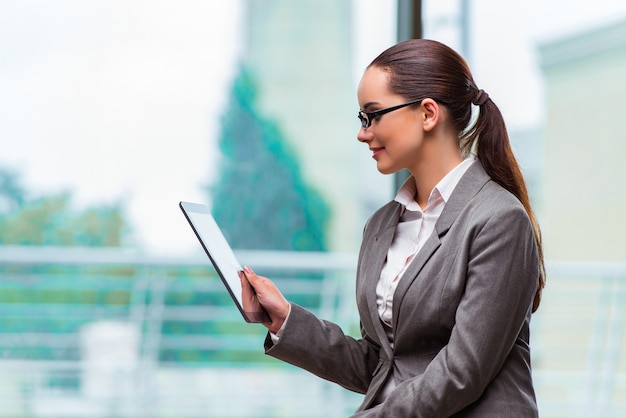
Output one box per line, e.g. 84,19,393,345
358,98,425,129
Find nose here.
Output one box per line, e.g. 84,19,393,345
357,126,373,143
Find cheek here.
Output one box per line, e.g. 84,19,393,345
387,129,422,152
386,116,421,143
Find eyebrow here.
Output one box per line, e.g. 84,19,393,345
361,101,380,111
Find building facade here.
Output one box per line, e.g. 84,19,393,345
539,19,626,262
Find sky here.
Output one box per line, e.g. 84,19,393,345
0,0,243,254
1,0,626,255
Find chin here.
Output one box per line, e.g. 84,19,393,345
376,165,399,175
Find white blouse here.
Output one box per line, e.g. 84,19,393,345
376,158,475,341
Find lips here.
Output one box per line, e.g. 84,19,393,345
370,147,384,160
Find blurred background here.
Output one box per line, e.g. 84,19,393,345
1,0,625,417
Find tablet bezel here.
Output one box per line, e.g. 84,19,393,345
179,201,270,323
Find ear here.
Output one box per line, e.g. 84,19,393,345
421,98,440,132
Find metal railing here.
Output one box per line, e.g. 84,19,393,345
0,246,362,417
0,246,625,417
532,261,626,418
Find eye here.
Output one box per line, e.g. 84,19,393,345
367,111,383,124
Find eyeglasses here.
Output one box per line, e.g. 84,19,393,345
358,98,424,129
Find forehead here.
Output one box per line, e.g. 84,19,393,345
357,67,395,104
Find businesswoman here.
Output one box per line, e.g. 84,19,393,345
241,38,546,417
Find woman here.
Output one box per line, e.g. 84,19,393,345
240,39,545,417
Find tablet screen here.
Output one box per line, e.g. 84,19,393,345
179,201,269,323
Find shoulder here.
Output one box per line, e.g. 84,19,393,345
456,161,528,220
473,180,528,222
438,162,529,235
457,181,535,253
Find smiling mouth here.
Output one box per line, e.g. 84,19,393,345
370,147,384,159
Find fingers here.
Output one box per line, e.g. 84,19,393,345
242,265,261,285
239,271,261,312
241,265,271,294
240,266,290,334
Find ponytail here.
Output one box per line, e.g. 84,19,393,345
462,92,546,312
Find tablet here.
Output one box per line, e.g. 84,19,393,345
179,201,270,323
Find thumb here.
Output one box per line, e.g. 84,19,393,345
241,265,290,333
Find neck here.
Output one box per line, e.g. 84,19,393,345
409,136,463,209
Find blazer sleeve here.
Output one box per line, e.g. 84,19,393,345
264,303,381,394
352,202,539,417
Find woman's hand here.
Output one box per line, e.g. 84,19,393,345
239,266,290,334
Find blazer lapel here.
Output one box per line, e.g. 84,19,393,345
390,232,441,328
435,162,491,236
362,202,402,357
391,162,491,327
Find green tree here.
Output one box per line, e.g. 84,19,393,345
0,170,128,247
210,65,329,251
0,168,26,214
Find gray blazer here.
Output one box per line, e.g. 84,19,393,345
265,162,539,417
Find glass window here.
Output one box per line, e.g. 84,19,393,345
0,1,397,416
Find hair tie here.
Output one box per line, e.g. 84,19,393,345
472,89,489,106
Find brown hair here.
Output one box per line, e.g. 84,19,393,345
369,39,545,312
